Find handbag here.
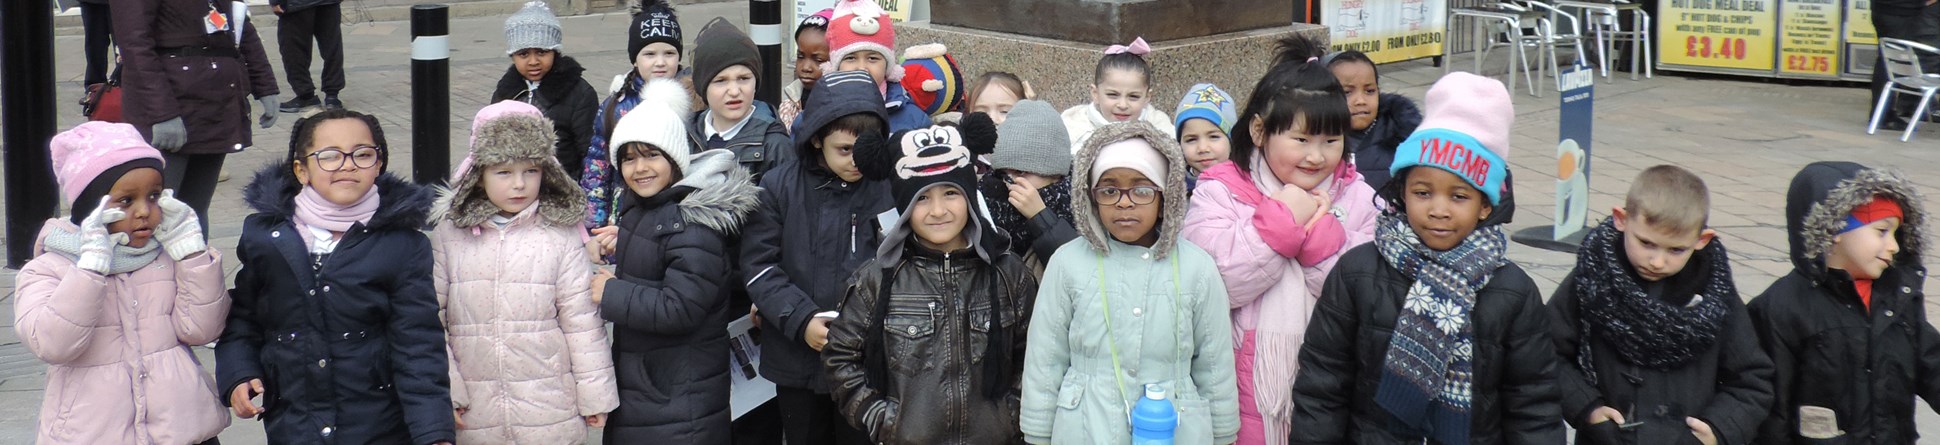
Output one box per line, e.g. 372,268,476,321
81,64,123,122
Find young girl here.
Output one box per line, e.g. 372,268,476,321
979,99,1080,275
1290,72,1562,444
493,1,600,181
822,115,1037,443
1062,37,1176,153
1325,50,1422,191
818,0,931,131
1179,37,1381,445
433,101,619,443
584,0,687,228
17,122,229,445
1020,121,1240,445
779,9,833,131
584,78,760,443
967,71,1032,126
1173,82,1236,187
218,110,455,444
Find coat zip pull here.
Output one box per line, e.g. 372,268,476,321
850,214,858,253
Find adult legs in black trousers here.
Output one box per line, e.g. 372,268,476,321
162,152,225,239
80,1,113,87
1871,9,1928,128
277,3,346,102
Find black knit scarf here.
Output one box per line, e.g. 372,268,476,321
863,242,1014,401
980,175,1074,252
1574,218,1734,384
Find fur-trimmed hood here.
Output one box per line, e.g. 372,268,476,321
243,162,436,231
432,112,587,229
635,148,762,234
1786,161,1928,280
1070,121,1191,259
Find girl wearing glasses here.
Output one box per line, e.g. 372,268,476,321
218,109,456,445
1020,121,1240,445
1179,35,1381,445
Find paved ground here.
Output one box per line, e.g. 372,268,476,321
3,4,1939,443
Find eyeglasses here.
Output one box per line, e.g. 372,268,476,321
1093,186,1160,206
303,146,383,172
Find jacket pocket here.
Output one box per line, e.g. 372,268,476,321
1174,395,1214,444
883,294,941,373
614,352,670,404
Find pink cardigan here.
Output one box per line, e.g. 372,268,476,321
14,220,232,445
1181,160,1379,444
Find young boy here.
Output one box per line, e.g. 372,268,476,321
740,69,893,445
689,17,794,185
492,1,599,179
816,0,931,132
1750,161,1936,445
272,0,347,111
822,115,1036,444
1550,165,1774,445
1173,82,1236,185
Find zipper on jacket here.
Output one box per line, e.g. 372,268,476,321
850,214,858,253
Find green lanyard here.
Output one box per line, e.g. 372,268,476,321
1095,251,1184,411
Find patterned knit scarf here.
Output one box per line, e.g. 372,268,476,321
1372,214,1506,444
981,175,1074,250
1573,218,1732,384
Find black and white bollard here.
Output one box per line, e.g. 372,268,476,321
2,0,60,268
750,0,783,105
411,4,451,185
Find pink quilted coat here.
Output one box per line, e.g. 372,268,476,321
14,219,231,445
433,205,620,444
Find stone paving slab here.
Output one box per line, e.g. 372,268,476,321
4,5,1940,442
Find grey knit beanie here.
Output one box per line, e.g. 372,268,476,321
505,1,564,55
989,100,1072,176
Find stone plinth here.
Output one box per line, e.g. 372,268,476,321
898,21,1329,115
931,0,1294,45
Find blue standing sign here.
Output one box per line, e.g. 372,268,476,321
1555,64,1594,241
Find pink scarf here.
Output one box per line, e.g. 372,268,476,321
293,185,380,247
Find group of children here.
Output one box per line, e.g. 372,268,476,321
15,0,1937,444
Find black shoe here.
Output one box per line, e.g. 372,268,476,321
280,94,320,113
1880,119,1910,131
323,95,344,110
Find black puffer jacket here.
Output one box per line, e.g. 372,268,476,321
1749,161,1938,445
1348,93,1423,191
600,150,761,444
217,165,453,445
739,69,895,391
687,109,795,187
492,55,600,179
823,218,1036,444
1549,226,1774,445
1291,244,1562,445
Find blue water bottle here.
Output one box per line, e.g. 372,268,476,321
1130,383,1178,445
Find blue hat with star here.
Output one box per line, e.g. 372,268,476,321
1174,83,1238,135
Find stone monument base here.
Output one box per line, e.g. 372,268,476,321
897,21,1330,117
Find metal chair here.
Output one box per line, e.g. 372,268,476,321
1867,38,1940,142
1559,0,1653,79
1515,0,1592,82
1449,5,1540,96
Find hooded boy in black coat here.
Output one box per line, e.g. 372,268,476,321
1750,161,1937,445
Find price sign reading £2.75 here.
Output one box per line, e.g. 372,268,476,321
1658,0,1778,73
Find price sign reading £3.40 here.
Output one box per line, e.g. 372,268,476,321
1658,0,1778,73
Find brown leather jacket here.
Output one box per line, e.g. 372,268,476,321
823,244,1037,445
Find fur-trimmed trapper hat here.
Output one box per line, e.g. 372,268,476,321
434,100,587,229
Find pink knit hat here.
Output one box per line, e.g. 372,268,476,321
1390,72,1514,205
821,0,903,83
50,121,166,206
455,100,549,178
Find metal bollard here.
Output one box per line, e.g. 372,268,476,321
3,0,60,268
411,4,451,185
750,0,783,105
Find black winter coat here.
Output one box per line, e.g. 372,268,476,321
740,161,895,390
492,55,600,179
824,237,1037,444
1749,161,1939,445
217,165,453,445
1291,244,1563,445
600,151,761,444
1549,244,1775,445
1348,93,1423,192
268,0,341,14
687,109,796,187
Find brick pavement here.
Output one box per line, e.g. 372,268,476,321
3,5,1939,442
